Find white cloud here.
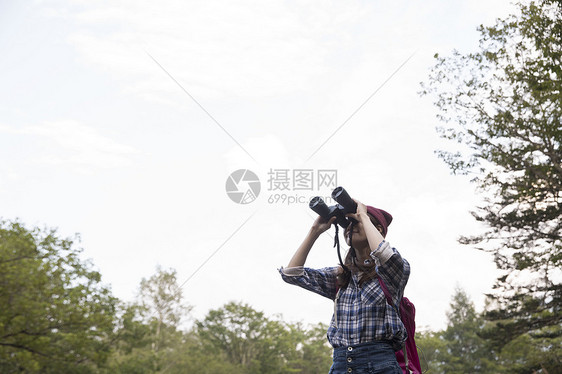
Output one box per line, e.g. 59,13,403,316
52,0,375,101
0,120,139,172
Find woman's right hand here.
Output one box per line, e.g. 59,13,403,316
311,215,336,235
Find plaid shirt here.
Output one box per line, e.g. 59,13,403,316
279,241,410,350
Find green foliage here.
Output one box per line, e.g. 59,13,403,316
291,322,334,374
418,287,561,373
0,225,333,374
104,267,333,374
414,330,447,374
422,1,561,371
0,220,117,373
440,288,500,374
12,219,531,372
196,301,332,374
498,324,562,374
107,267,193,373
416,288,500,374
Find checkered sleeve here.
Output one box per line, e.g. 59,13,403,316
278,266,339,300
371,241,411,305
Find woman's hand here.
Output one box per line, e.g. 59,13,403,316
311,215,336,236
355,199,367,215
345,199,367,222
287,215,336,268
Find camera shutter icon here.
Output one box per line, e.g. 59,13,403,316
226,169,261,204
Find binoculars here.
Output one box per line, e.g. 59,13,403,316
309,187,358,228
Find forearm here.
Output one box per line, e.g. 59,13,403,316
358,212,384,252
287,228,321,267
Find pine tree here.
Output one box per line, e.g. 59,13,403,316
421,1,561,372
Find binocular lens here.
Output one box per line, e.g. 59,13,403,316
309,196,331,218
309,187,355,228
332,186,357,213
331,186,344,199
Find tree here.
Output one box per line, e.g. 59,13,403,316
289,322,333,374
414,330,447,374
414,289,499,374
106,304,156,374
195,301,332,374
108,266,193,373
137,266,191,353
421,1,561,372
0,220,117,373
196,301,282,373
441,288,499,373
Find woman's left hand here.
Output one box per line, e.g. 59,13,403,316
346,198,367,221
354,199,367,215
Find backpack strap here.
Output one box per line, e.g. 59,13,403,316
377,274,393,305
377,276,411,374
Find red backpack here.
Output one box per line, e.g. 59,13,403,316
377,276,422,374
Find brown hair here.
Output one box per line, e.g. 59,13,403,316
337,214,384,289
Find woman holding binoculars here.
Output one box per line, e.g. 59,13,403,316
279,189,410,374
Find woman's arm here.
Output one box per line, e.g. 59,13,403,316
358,210,385,253
281,215,340,300
287,215,335,268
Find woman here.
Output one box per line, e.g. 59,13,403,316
279,199,410,373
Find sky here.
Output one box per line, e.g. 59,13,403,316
0,0,521,331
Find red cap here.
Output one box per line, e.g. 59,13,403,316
366,206,393,237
